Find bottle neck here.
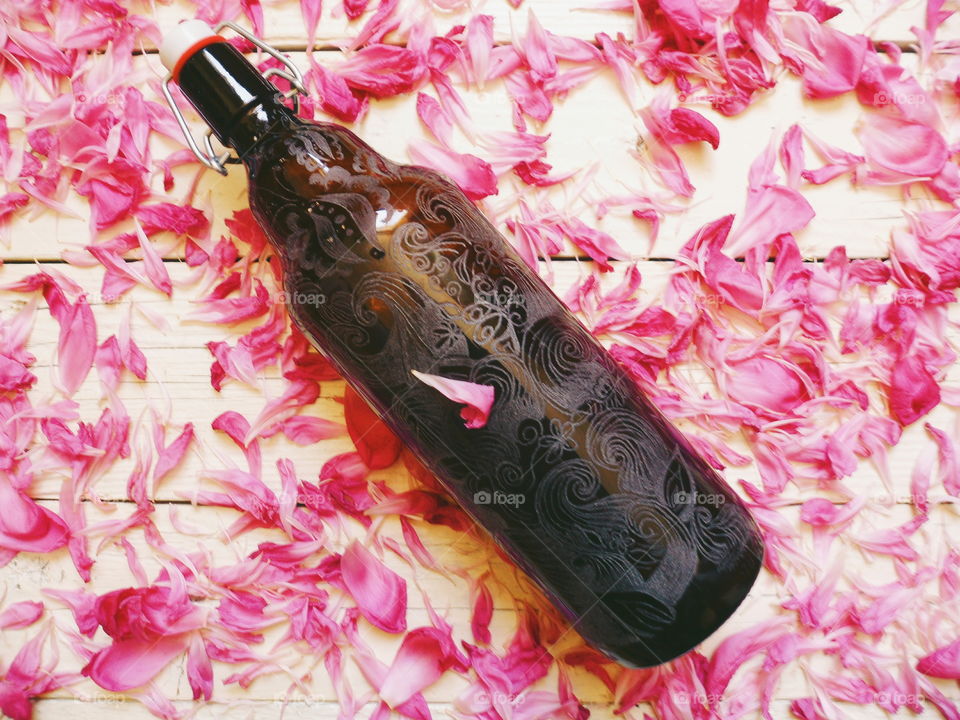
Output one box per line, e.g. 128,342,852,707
176,41,295,158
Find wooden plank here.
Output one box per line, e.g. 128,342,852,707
144,0,960,48
1,53,947,261
2,502,956,709
25,698,960,720
3,261,958,506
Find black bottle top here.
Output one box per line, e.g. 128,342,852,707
175,40,282,149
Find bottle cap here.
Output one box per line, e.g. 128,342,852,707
160,20,226,80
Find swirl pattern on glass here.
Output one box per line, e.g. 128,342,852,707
244,117,764,668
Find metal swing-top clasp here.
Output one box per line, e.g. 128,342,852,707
160,21,307,175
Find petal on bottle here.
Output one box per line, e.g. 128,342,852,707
411,370,495,429
471,580,493,645
340,540,407,634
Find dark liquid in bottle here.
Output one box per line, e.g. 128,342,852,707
177,42,764,668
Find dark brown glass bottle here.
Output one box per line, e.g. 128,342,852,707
164,28,764,668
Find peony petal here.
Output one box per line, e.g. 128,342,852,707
407,140,499,201
281,415,346,445
343,385,402,469
56,294,97,395
0,601,44,630
379,627,459,707
341,540,407,633
411,370,495,429
82,635,189,692
859,113,948,177
0,480,70,554
889,355,940,425
918,638,960,680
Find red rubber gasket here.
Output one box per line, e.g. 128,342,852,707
171,34,227,81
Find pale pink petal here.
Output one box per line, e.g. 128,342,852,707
889,355,940,425
153,423,195,484
918,638,960,680
379,627,459,707
859,113,948,177
341,540,407,633
281,415,346,445
411,370,495,429
82,635,188,692
407,140,499,201
56,294,97,395
0,601,44,630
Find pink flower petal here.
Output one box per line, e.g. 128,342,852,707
56,294,97,395
379,627,460,707
340,540,407,634
407,140,499,201
889,355,940,425
281,415,346,445
918,638,960,680
859,113,948,177
0,601,44,630
411,370,495,429
82,635,189,692
0,480,70,554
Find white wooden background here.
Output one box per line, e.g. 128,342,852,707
1,0,959,718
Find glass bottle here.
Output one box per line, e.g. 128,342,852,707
161,21,764,668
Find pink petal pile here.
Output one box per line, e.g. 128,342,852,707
0,0,959,719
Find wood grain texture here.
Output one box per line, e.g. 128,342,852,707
142,0,960,48
3,0,959,717
3,260,957,506
0,53,948,261
3,501,957,707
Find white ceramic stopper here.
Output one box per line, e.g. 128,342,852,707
159,20,220,74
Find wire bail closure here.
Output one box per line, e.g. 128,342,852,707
161,21,307,175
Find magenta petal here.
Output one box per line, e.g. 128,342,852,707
380,627,457,707
860,114,948,177
889,355,940,425
918,638,960,679
411,370,495,429
56,295,97,395
82,635,188,691
0,601,44,630
186,634,213,701
341,541,407,634
407,141,499,201
0,481,70,554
